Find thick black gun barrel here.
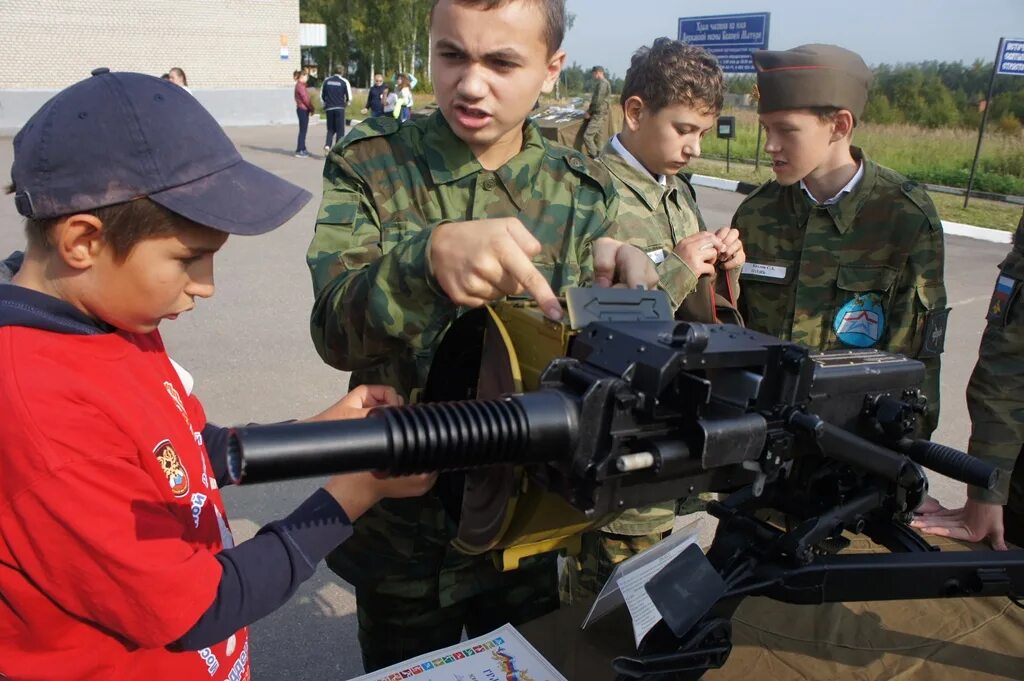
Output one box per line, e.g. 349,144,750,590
227,390,578,484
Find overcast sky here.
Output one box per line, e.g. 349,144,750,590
562,0,1024,77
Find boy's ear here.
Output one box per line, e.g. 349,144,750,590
622,96,646,132
53,214,106,270
831,110,855,142
540,49,566,94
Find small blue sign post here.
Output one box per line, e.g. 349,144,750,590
965,38,1024,207
677,13,770,74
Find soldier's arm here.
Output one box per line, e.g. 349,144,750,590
602,210,699,309
588,82,602,114
657,254,700,310
307,155,457,372
731,210,753,324
965,302,1024,505
885,215,948,436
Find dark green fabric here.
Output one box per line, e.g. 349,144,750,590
753,44,873,120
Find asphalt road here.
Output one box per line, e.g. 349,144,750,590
0,124,1010,680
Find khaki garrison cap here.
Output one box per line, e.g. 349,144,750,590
752,44,873,121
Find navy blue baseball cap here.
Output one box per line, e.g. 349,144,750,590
10,68,311,235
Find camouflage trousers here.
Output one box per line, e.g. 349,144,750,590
581,112,608,158
325,493,560,672
563,495,715,601
563,528,672,602
966,271,1024,538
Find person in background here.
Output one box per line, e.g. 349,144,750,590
294,71,313,158
168,67,191,94
581,65,611,157
382,85,398,117
321,66,353,152
396,73,414,123
363,73,386,117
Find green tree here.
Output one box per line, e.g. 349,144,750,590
919,75,962,128
561,62,586,95
863,92,898,124
995,112,1022,136
726,74,755,96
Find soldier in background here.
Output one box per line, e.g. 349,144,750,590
569,38,743,599
581,65,611,157
733,44,948,436
306,0,656,671
915,208,1024,550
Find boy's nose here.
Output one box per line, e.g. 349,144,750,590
456,67,488,100
187,279,215,299
685,137,701,158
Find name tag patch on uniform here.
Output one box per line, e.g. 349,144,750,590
833,292,885,348
646,248,666,264
986,274,1020,326
742,262,787,279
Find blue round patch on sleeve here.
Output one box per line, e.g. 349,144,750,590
833,292,885,347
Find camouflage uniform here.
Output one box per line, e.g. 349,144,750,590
733,148,948,435
566,139,739,599
581,77,611,158
966,208,1024,546
306,111,619,671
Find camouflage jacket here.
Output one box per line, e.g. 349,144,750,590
588,79,611,117
598,140,699,535
733,148,948,435
966,209,1024,504
599,139,741,324
999,210,1024,279
307,111,618,397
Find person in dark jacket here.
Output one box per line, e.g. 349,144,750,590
362,73,386,117
321,66,352,152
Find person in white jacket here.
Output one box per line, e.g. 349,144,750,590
396,73,414,122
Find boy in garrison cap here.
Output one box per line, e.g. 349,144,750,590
732,44,948,436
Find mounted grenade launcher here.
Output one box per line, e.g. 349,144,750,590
227,288,1024,680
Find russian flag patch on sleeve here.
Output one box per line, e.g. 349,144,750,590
986,274,1021,326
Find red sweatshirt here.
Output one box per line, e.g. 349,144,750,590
0,326,249,680
294,81,312,111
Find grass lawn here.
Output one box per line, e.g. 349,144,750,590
688,157,1022,232
699,109,1024,196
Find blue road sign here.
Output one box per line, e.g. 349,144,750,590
997,38,1024,76
678,13,770,74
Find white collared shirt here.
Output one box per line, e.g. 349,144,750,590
610,134,667,187
800,161,864,206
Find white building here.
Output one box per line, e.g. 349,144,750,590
1,0,304,132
